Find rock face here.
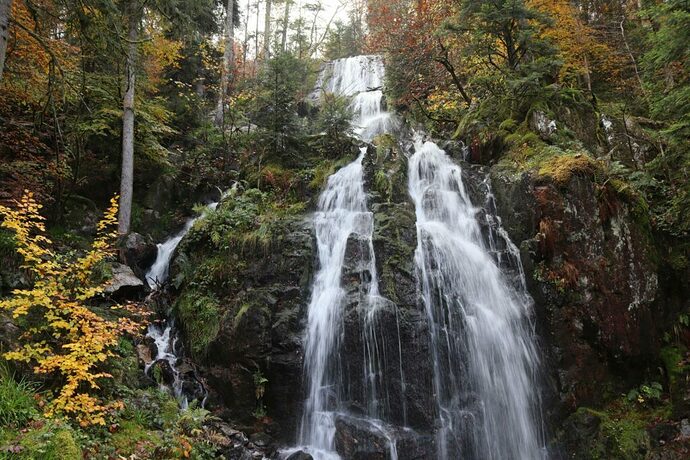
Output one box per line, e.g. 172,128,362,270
171,212,314,441
490,164,660,416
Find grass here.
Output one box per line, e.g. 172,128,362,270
0,366,39,427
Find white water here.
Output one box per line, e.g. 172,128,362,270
298,56,402,460
320,55,397,141
146,201,219,289
144,200,220,407
299,150,377,457
409,140,544,459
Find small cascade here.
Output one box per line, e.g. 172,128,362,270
146,202,219,289
409,139,545,459
318,55,397,141
144,200,219,407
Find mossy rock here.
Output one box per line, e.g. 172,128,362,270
175,291,223,359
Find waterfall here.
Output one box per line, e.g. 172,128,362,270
318,55,397,142
409,139,544,459
144,200,220,408
297,55,545,460
299,150,376,457
146,201,219,289
297,55,401,460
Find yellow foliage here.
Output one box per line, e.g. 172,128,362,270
0,191,141,426
529,0,617,87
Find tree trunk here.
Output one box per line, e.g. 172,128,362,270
281,0,290,52
263,0,271,59
216,0,235,126
0,0,12,81
118,5,138,235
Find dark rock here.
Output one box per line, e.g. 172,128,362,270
149,359,175,385
249,432,272,448
491,165,659,419
174,215,314,442
285,450,313,460
648,422,678,447
120,232,157,274
104,263,146,298
530,111,558,141
334,414,433,460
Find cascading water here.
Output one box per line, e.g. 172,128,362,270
409,139,545,459
297,55,402,460
144,200,220,408
297,55,545,460
318,55,397,141
146,201,219,289
298,150,375,458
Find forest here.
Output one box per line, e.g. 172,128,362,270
0,0,688,459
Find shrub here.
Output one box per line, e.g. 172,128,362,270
0,192,142,426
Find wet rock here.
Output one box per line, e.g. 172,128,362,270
136,343,153,367
334,414,433,460
285,451,313,460
104,263,146,298
491,165,660,418
249,432,272,448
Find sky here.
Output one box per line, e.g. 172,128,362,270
237,0,353,57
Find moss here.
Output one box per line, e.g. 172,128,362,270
0,421,82,460
660,346,685,386
538,153,598,185
309,157,353,191
175,291,222,359
569,405,649,460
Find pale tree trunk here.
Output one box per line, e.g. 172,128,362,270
0,0,11,81
118,5,138,235
216,0,235,126
281,0,290,52
263,0,271,59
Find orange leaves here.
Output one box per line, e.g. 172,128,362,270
0,191,143,427
528,0,617,87
3,1,78,107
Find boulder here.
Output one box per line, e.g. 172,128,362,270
285,451,313,460
121,232,157,274
149,359,175,386
104,263,146,298
334,414,433,460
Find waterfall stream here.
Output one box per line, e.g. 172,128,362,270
409,139,544,459
297,56,402,460
144,200,219,408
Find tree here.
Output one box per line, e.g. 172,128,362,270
263,0,272,59
216,0,240,126
529,0,615,96
118,0,140,235
280,0,291,52
0,0,10,81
